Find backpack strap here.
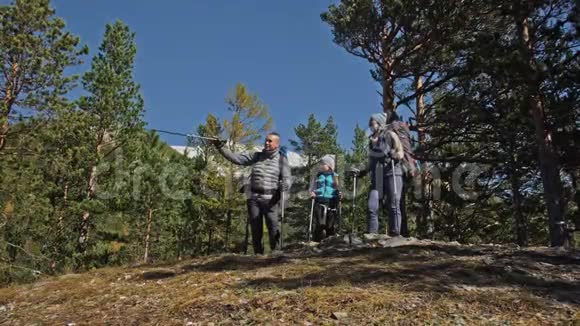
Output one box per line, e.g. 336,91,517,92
386,130,405,160
332,172,340,192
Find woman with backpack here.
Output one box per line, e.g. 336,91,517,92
349,112,405,236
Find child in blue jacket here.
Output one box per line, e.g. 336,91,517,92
310,155,342,242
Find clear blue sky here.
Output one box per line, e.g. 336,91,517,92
48,1,382,149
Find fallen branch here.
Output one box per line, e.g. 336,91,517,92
2,241,51,261
0,262,45,276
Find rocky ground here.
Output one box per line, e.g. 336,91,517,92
1,236,579,325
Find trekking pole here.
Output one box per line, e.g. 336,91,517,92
308,198,315,243
392,160,397,196
280,191,286,250
152,129,220,142
243,212,250,255
338,199,342,235
335,154,341,234
189,134,221,142
350,173,358,247
387,160,399,236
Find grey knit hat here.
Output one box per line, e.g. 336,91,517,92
370,112,388,127
320,155,335,171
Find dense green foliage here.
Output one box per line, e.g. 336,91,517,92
322,0,579,246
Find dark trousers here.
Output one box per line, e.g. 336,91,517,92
368,174,403,235
313,198,339,242
247,197,280,254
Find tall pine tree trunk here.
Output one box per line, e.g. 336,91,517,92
78,134,105,254
243,203,250,254
415,76,434,238
143,207,153,263
78,164,97,253
58,183,69,234
0,109,9,152
0,62,18,153
516,15,565,247
381,62,395,113
196,235,203,255
207,227,213,256
572,167,580,230
224,166,234,251
382,73,395,114
381,26,396,114
510,162,528,246
225,208,231,251
51,202,63,273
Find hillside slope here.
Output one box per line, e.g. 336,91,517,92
1,237,579,325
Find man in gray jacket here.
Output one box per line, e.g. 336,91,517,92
213,132,291,254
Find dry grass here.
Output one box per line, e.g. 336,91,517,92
1,243,579,325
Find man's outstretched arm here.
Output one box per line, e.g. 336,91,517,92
215,142,259,166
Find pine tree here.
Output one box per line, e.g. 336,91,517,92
76,20,144,257
38,108,94,270
0,0,87,153
321,0,469,115
509,1,567,247
320,116,342,158
130,132,170,262
221,83,272,251
0,0,87,282
290,114,324,170
223,83,273,147
348,124,367,163
195,84,274,252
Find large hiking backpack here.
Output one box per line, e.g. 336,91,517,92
387,121,418,177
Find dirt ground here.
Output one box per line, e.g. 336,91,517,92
1,238,579,325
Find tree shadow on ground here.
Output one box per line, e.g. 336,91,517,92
321,244,488,261
174,244,580,305
179,244,578,272
180,255,293,273
177,245,471,273
234,246,580,305
498,250,580,266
